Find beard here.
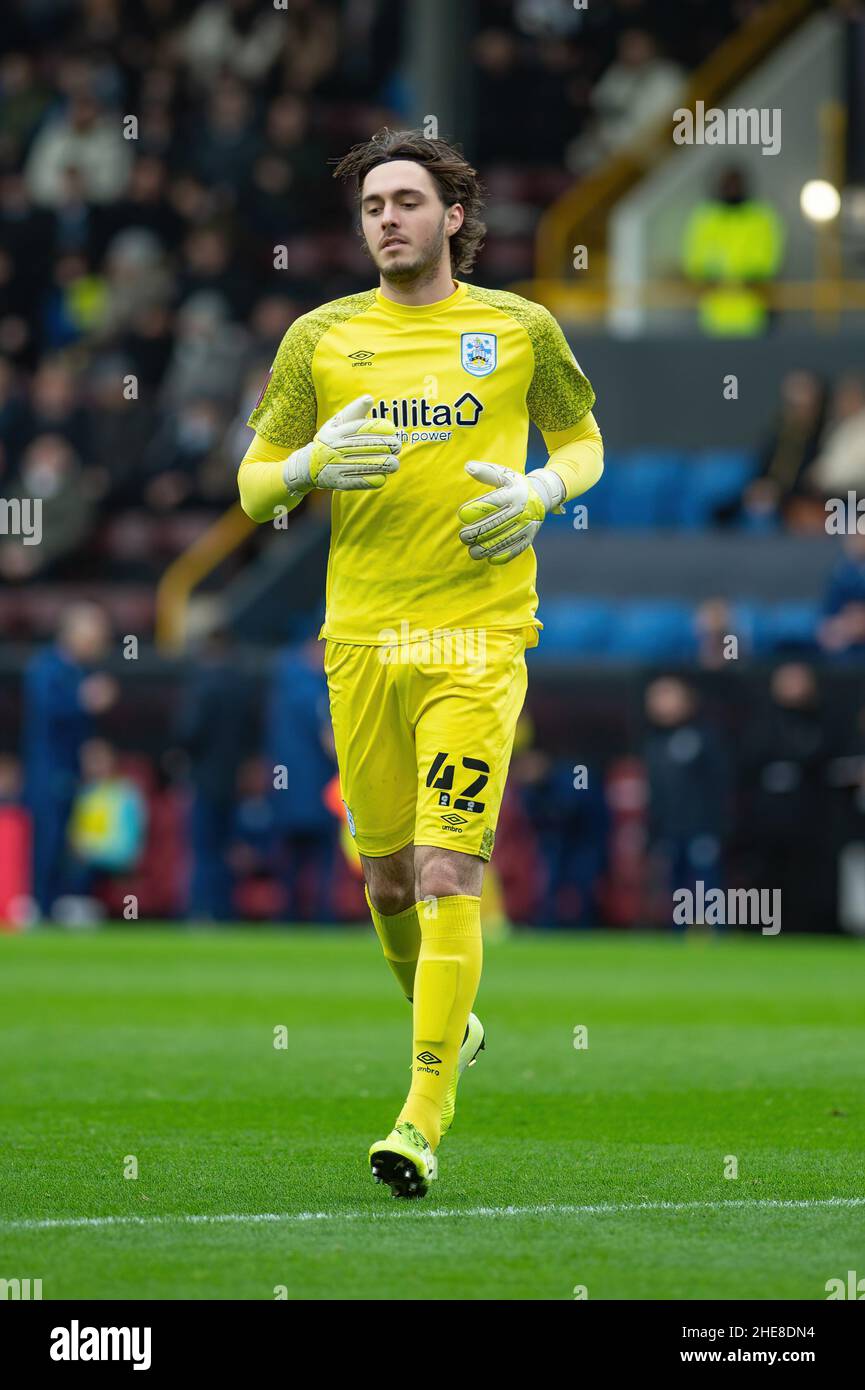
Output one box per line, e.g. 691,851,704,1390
371,216,448,287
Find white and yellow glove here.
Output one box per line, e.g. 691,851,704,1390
284,394,400,496
457,460,565,565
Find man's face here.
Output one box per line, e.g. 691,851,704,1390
62,606,110,664
360,159,462,285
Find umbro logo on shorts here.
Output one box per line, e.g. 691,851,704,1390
441,813,468,826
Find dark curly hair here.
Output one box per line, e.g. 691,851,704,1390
332,128,486,276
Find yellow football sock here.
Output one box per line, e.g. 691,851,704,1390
365,887,420,1001
397,894,483,1150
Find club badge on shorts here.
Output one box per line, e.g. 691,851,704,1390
461,332,497,377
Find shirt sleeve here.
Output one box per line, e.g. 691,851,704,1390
246,312,319,451
540,410,604,506
526,307,595,433
237,431,306,524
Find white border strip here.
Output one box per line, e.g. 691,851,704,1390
3,1196,864,1232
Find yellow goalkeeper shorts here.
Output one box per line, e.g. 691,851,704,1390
323,626,533,861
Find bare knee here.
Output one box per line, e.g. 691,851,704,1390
414,845,484,903
363,844,415,916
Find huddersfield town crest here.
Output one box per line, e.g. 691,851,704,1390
461,332,497,377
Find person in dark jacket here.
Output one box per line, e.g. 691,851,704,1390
22,602,117,915
739,663,836,932
175,629,253,921
819,534,865,661
643,676,729,925
265,637,337,922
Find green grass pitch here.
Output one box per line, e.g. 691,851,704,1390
1,926,863,1301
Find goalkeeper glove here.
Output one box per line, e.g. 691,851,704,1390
283,394,400,496
457,460,565,565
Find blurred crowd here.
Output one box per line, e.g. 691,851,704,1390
639,668,865,934
3,0,857,932
473,0,766,169
3,599,865,932
719,368,865,535
0,0,775,595
0,0,405,593
705,361,865,664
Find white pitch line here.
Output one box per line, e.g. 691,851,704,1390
3,1196,864,1232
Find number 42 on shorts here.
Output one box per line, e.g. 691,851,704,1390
426,751,489,813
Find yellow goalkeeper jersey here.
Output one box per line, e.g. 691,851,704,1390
245,278,595,645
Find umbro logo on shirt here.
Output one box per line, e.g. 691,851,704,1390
348,350,375,366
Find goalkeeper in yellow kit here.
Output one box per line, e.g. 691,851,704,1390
238,129,604,1198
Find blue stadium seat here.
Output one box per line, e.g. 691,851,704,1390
730,601,760,653
751,602,821,653
536,600,615,654
542,451,620,529
607,600,697,658
678,450,759,529
536,601,819,662
580,463,614,527
608,451,687,528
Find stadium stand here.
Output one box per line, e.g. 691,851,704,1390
3,0,864,931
